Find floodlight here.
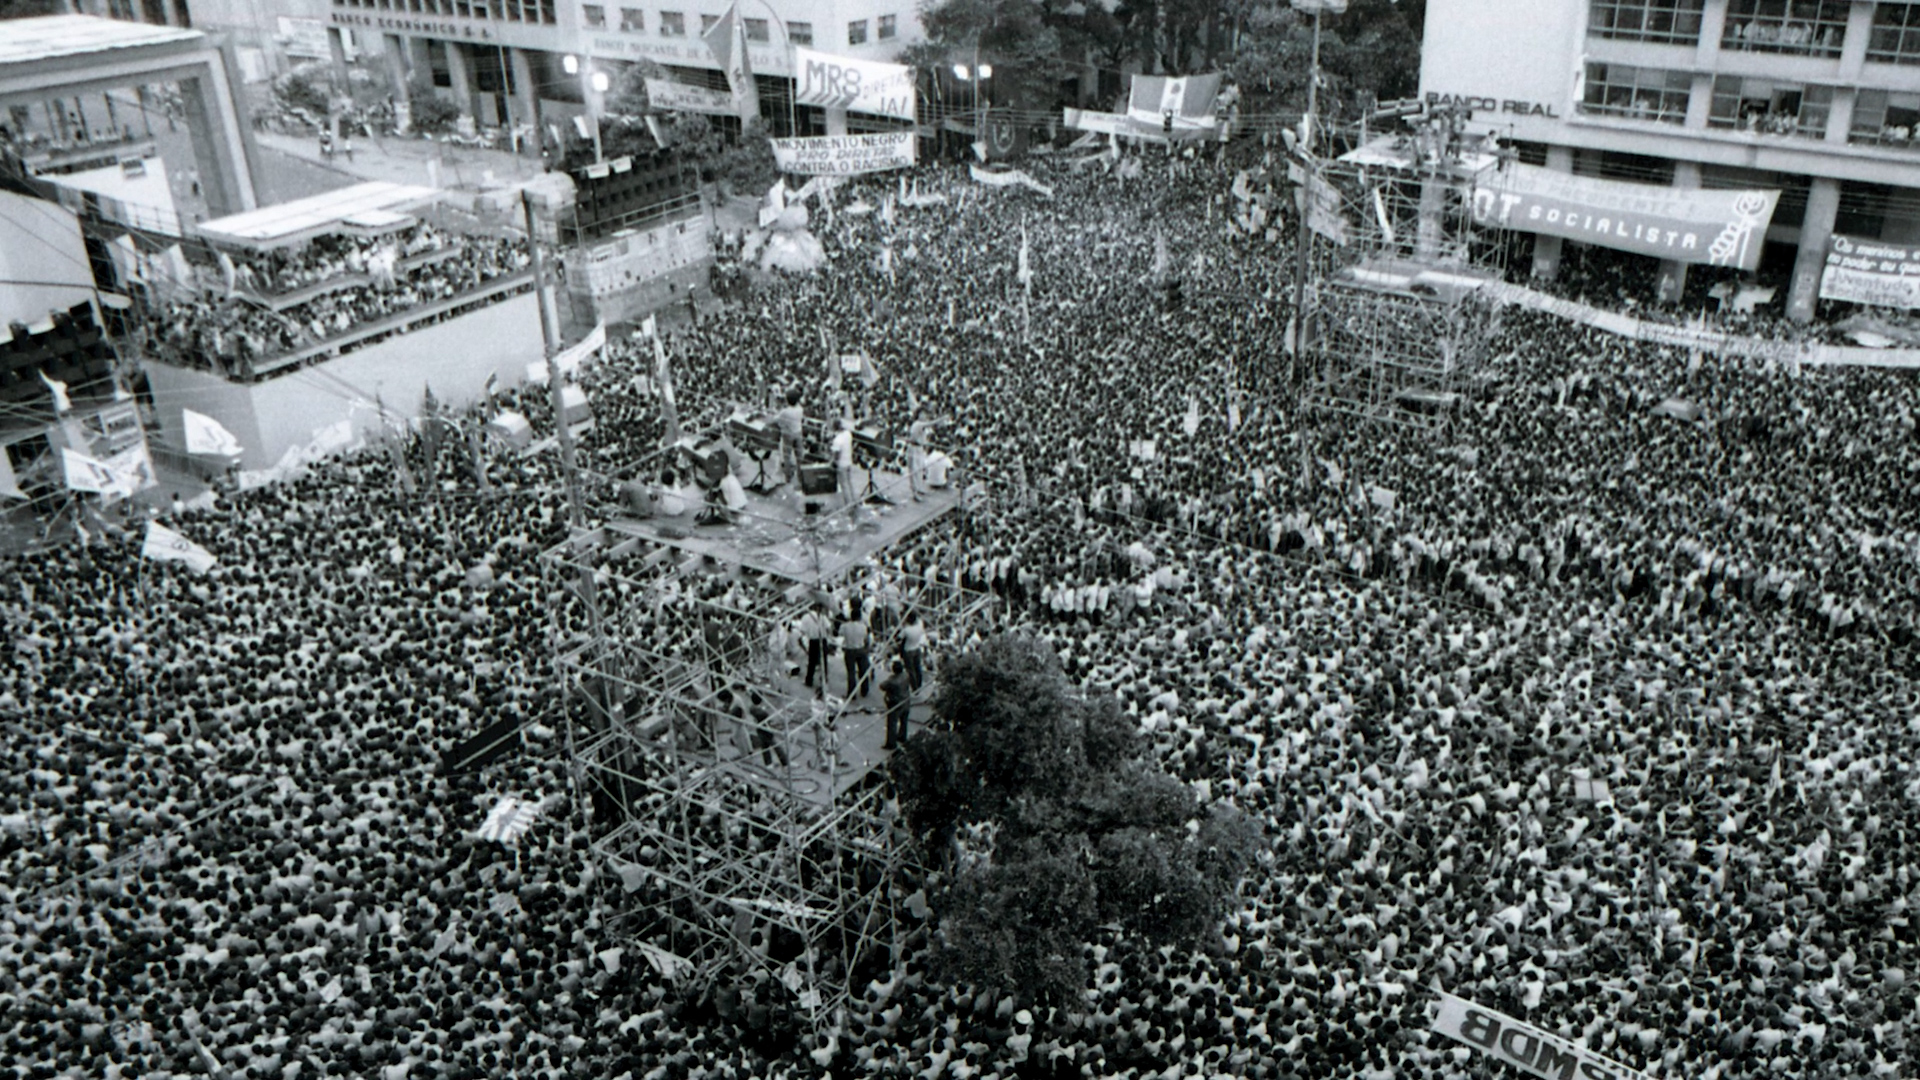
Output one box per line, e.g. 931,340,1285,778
562,54,580,74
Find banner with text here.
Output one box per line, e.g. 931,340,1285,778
1820,234,1920,309
1433,992,1655,1080
1472,164,1778,271
645,78,734,116
770,133,915,176
793,47,916,121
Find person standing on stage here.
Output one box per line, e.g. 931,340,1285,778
831,417,856,507
775,388,805,485
900,610,928,694
798,603,831,693
881,660,912,749
839,598,873,701
907,416,932,501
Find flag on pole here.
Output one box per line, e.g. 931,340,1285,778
62,447,131,497
40,371,70,414
142,521,218,573
1152,231,1169,282
477,796,546,845
1182,395,1201,437
1017,225,1033,287
182,409,243,457
653,332,679,442
703,2,761,126
217,250,238,297
641,313,658,339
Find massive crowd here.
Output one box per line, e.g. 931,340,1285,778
140,225,531,377
4,142,1919,1080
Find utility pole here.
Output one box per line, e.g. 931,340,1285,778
1289,4,1325,395
524,189,587,528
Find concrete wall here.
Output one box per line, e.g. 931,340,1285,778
145,289,542,470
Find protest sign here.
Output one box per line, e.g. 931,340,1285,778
770,132,915,176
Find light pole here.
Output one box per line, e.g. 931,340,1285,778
562,53,610,163
951,58,993,153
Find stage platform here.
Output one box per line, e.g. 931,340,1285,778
605,465,962,586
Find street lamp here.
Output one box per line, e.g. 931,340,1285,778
562,53,606,163
952,60,993,146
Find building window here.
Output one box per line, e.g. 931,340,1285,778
878,13,897,39
848,18,867,44
1720,0,1848,57
1708,77,1831,137
619,6,641,30
745,17,768,41
701,13,718,34
659,10,684,35
1868,3,1920,64
1578,62,1691,123
1850,89,1920,148
787,20,812,44
1587,0,1704,43
582,3,604,26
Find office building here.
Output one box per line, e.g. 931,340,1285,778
1421,0,1920,319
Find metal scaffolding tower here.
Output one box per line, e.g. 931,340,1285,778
541,426,992,1030
1294,103,1512,432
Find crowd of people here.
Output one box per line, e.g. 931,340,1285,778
139,225,532,377
4,141,1919,1080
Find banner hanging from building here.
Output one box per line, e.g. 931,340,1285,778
1127,72,1225,130
770,132,915,176
1471,163,1778,271
793,47,916,121
1432,992,1656,1080
644,78,734,117
1820,234,1920,309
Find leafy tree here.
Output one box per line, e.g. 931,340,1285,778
408,78,462,135
0,0,63,17
919,0,1067,109
893,634,1261,1004
1228,0,1425,116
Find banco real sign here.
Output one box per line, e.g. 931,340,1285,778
1432,993,1653,1080
1427,92,1558,117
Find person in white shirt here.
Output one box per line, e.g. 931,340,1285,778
831,419,856,506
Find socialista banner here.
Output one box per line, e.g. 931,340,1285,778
1432,992,1655,1080
1471,163,1778,271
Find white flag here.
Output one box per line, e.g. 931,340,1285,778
1182,396,1201,437
40,371,70,414
217,250,237,297
142,521,218,573
640,314,658,339
0,450,23,500
1017,226,1032,286
62,448,132,497
182,409,243,457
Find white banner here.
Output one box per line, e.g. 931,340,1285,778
1062,108,1133,136
1433,992,1654,1080
552,321,607,374
644,78,734,117
142,521,218,574
793,47,916,121
62,447,134,498
968,164,1055,198
1821,234,1920,309
770,132,916,176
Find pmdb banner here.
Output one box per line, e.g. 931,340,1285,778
1821,234,1920,309
1432,992,1654,1080
1472,163,1778,271
770,133,915,176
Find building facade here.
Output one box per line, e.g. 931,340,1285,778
315,0,925,141
1421,0,1920,319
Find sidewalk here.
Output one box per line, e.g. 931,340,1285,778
253,130,544,200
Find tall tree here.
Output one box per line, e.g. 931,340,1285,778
892,635,1261,1004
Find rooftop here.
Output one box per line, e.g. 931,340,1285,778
195,181,443,250
0,14,202,68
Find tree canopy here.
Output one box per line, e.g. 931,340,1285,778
892,634,1261,1004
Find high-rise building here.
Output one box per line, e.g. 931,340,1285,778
1421,0,1920,320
